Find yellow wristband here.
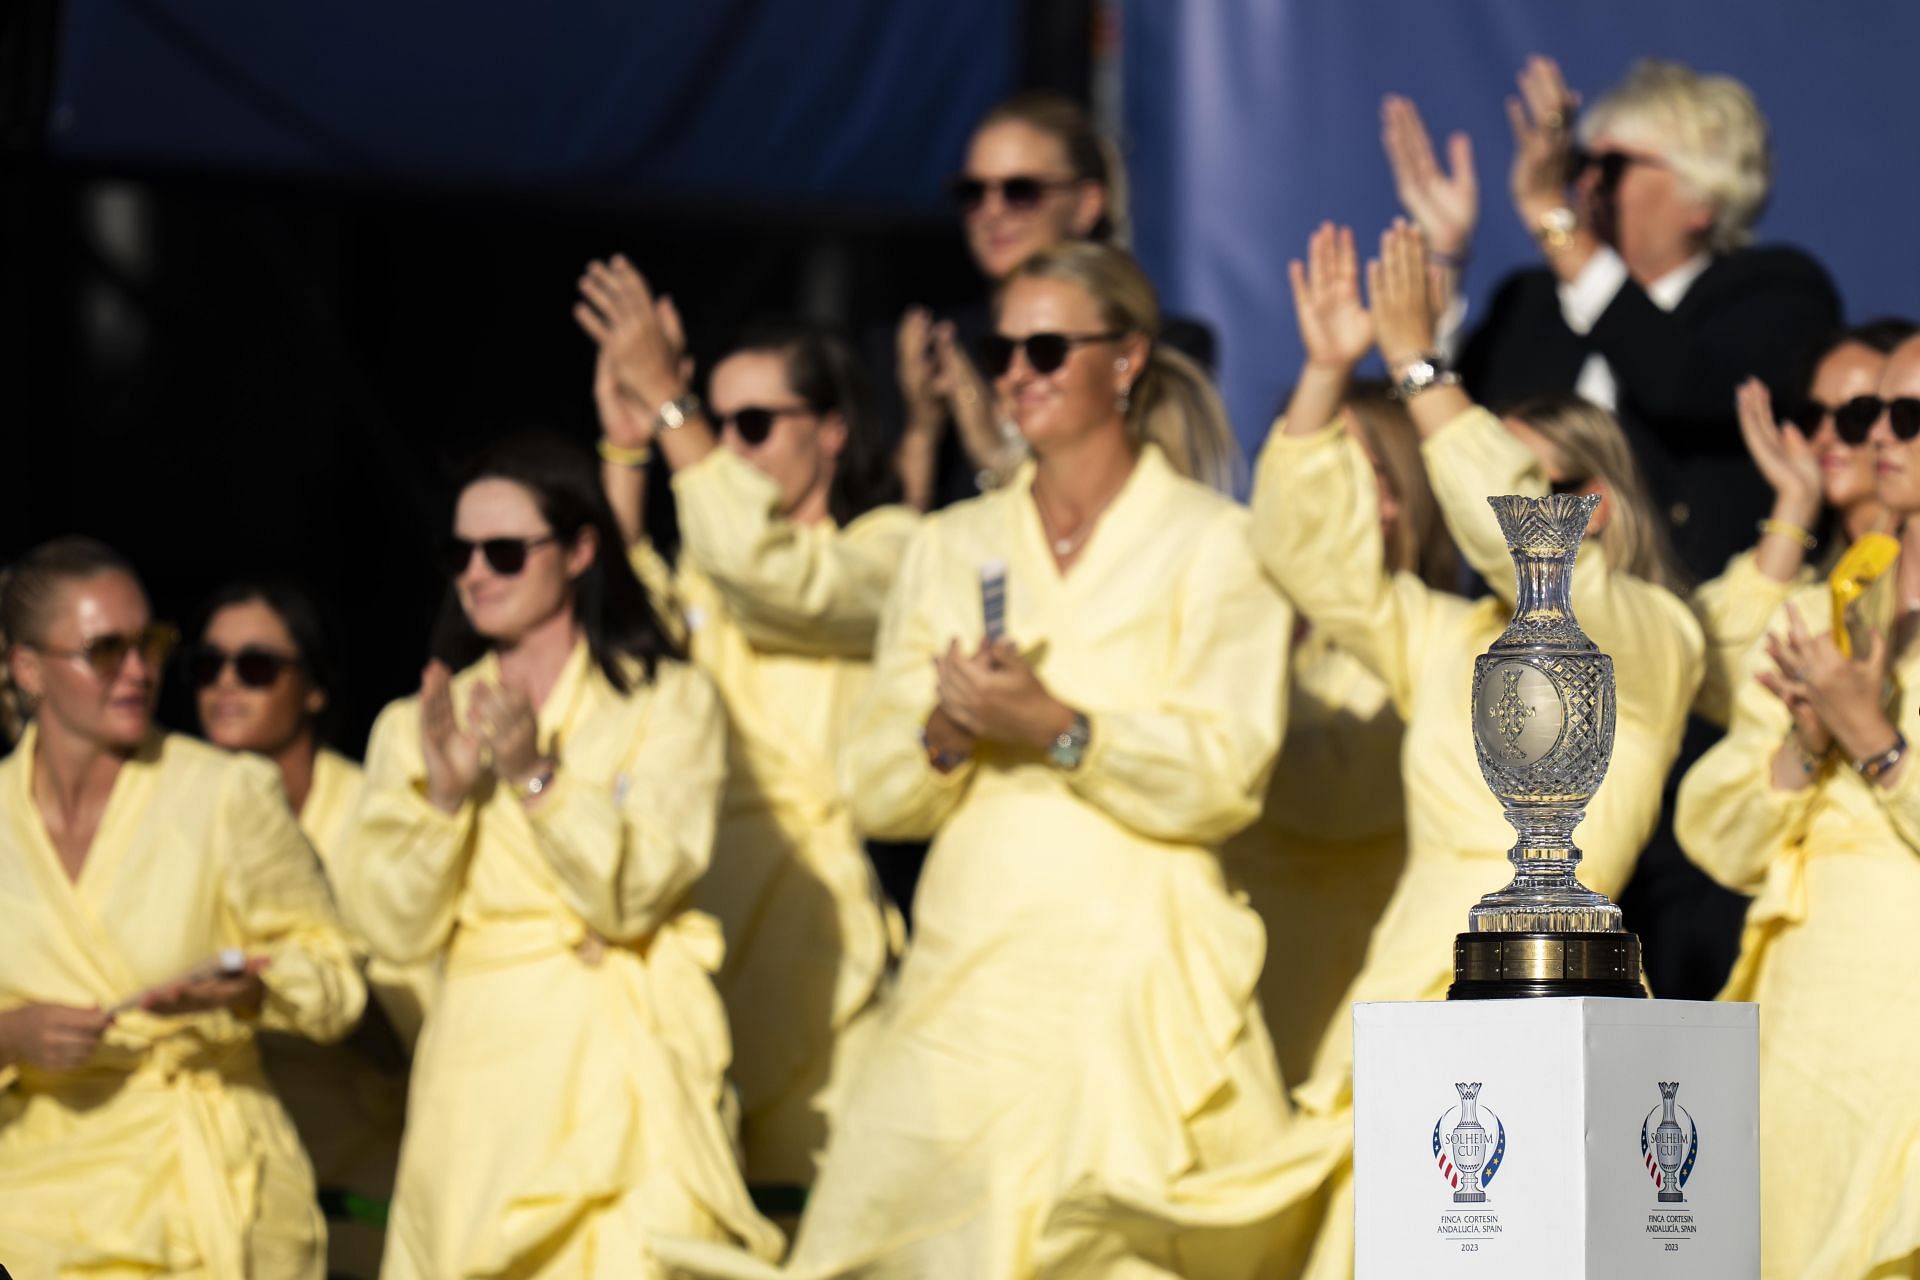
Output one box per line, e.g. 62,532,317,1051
598,439,652,469
1758,517,1816,550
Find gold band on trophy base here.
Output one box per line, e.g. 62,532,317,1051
1449,930,1643,1000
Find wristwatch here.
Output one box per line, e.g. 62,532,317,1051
1533,206,1579,253
1048,711,1092,771
654,393,702,433
1391,353,1460,402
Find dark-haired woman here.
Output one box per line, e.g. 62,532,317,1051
0,538,364,1277
1691,320,1916,724
578,259,915,1198
338,436,779,1276
194,581,427,1277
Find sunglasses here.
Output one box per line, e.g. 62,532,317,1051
1829,396,1920,443
1784,396,1881,444
711,403,813,446
439,535,558,577
1548,476,1593,496
981,330,1130,377
1572,148,1666,189
34,622,179,681
948,174,1080,214
189,645,299,690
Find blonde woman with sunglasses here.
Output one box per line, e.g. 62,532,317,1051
578,261,916,1208
0,537,365,1277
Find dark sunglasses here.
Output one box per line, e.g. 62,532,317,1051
1572,148,1665,189
711,403,813,446
1832,396,1920,443
948,174,1080,213
33,622,179,681
439,535,558,577
189,645,299,690
1784,396,1882,444
1549,476,1593,496
981,330,1130,377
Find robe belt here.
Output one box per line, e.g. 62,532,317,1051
445,911,732,1093
17,1018,266,1279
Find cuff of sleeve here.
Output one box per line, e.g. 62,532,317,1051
253,945,363,1042
1557,245,1629,335
403,778,475,831
1421,405,1545,491
672,447,782,517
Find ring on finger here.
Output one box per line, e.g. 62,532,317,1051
1540,108,1568,132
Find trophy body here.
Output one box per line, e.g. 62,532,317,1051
1449,494,1645,999
1653,1082,1686,1203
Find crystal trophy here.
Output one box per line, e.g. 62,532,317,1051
1448,494,1645,999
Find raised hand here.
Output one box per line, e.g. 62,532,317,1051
1382,95,1478,262
1288,222,1373,372
1736,378,1822,522
898,308,942,416
573,256,686,412
420,661,485,813
592,347,655,450
0,1002,113,1071
1367,220,1438,370
1506,55,1581,227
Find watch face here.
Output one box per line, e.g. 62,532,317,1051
1405,359,1436,385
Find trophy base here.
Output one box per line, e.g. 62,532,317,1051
1658,1190,1685,1204
1448,930,1645,1000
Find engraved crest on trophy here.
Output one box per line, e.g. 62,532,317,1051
1451,494,1646,998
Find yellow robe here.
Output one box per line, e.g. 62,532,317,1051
339,643,782,1278
637,450,914,1189
257,747,426,1279
1689,549,1809,727
1246,409,1703,1278
0,727,366,1278
720,444,1299,1278
1676,583,1920,1280
1220,629,1407,1090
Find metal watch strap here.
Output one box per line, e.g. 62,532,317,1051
1048,711,1092,770
654,393,702,433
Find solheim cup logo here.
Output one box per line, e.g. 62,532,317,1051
1640,1081,1699,1203
1433,1082,1506,1203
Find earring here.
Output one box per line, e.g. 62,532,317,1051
1115,358,1130,372
1116,382,1132,415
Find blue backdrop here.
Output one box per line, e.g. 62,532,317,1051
49,0,1017,211
1122,0,1920,455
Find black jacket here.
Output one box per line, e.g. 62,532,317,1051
1457,245,1840,580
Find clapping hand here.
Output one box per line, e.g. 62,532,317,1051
1288,222,1373,373
1368,220,1441,370
1506,55,1582,228
469,681,547,788
1759,601,1896,763
1735,378,1822,523
934,638,1069,751
1382,95,1478,263
573,256,689,414
421,661,486,813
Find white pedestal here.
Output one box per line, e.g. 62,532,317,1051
1353,997,1758,1278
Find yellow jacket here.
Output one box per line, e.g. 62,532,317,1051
771,445,1299,1277
635,449,915,1187
1676,584,1920,1279
0,727,365,1279
339,644,781,1277
1220,629,1406,1090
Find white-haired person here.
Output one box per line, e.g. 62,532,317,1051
1383,56,1839,580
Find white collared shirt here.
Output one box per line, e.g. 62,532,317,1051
1559,247,1712,411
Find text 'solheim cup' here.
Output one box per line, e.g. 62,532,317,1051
1449,493,1645,999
